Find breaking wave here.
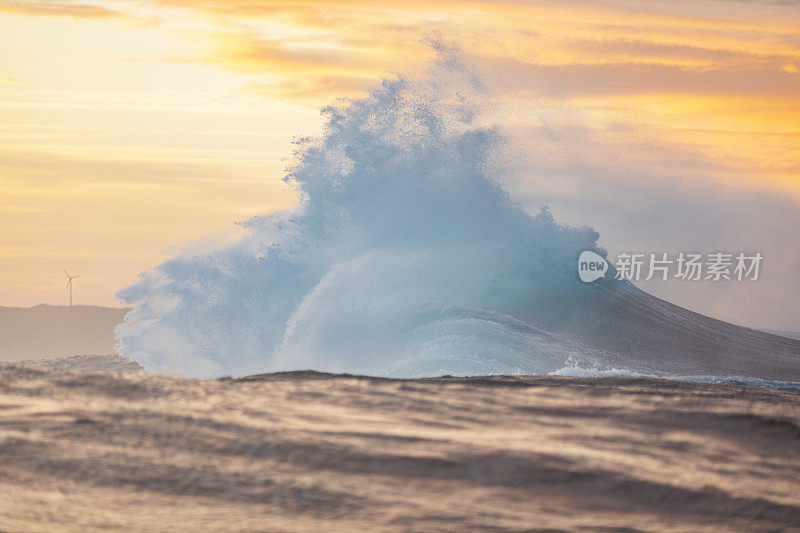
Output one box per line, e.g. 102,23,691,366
116,46,800,383
116,49,604,378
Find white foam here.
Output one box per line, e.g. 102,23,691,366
549,366,800,392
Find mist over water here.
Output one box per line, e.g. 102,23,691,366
115,50,614,378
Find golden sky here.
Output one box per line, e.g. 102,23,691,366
1,0,799,324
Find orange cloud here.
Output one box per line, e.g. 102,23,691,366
201,31,394,75
0,0,124,18
140,0,800,103
241,75,376,101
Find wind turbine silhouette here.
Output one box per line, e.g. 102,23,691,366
63,269,81,307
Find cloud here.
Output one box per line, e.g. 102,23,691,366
0,1,124,18
200,31,394,75
240,75,377,101
470,57,800,98
562,37,799,67
142,0,800,107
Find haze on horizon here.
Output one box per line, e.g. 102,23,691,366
1,0,799,330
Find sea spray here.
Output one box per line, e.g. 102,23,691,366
115,49,604,378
